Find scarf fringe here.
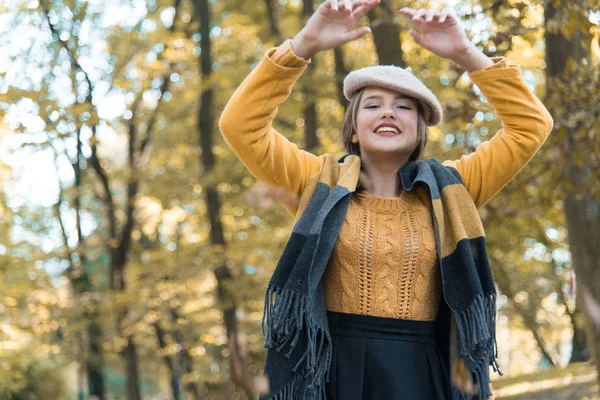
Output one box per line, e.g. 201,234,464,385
262,286,307,354
490,293,503,377
262,285,331,395
265,373,327,400
454,293,503,399
473,355,495,400
265,373,301,400
455,293,493,355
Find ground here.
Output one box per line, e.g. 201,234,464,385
493,362,598,399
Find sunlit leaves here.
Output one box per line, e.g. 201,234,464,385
1,0,599,396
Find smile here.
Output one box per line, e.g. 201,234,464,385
374,126,401,136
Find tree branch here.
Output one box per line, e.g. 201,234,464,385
88,145,117,241
41,0,94,104
114,0,183,281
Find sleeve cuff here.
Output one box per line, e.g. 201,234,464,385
268,39,311,68
468,57,520,82
468,57,507,73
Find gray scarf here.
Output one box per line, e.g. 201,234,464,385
261,156,502,400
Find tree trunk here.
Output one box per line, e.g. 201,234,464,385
264,0,282,40
65,126,106,399
564,197,600,365
112,261,142,400
534,219,590,365
122,339,142,400
182,352,202,399
555,268,589,364
87,316,105,399
111,219,142,400
569,305,590,363
171,309,202,399
302,0,319,151
70,120,107,399
304,93,319,150
108,0,181,391
544,0,597,379
143,232,199,400
154,321,182,400
333,47,349,111
195,0,256,396
368,0,404,67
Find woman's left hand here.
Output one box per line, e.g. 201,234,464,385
398,8,473,63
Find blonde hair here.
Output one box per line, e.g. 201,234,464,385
341,88,429,162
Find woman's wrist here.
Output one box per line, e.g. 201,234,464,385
291,33,317,61
451,44,493,72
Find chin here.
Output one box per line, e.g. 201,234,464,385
362,147,412,159
364,142,412,153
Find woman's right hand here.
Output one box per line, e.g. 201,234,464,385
291,0,380,60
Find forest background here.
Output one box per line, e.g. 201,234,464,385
0,0,599,398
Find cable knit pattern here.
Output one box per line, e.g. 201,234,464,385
378,216,396,316
323,187,441,321
410,205,441,320
323,218,356,314
398,206,418,319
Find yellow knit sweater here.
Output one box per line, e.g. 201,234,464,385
323,187,441,320
219,39,553,323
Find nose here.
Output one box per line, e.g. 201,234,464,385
380,107,395,119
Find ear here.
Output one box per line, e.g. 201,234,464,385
351,133,359,143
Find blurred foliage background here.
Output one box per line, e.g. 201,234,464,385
0,0,599,399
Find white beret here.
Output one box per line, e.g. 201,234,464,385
343,65,443,126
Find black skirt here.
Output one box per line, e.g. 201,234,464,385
325,311,451,400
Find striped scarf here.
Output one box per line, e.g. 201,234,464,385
261,154,502,400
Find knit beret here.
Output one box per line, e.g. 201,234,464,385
343,65,443,126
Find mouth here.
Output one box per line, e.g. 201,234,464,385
373,126,402,137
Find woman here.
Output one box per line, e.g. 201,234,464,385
219,0,553,399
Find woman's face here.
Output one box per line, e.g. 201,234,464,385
352,86,419,158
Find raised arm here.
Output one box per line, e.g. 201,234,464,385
398,8,553,209
443,59,553,208
219,0,379,214
219,41,323,212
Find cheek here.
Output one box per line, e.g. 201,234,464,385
406,113,420,132
356,111,376,131
354,114,368,138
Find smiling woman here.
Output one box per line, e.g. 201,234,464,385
340,85,431,172
219,0,553,399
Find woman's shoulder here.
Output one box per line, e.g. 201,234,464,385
301,153,361,190
404,157,465,186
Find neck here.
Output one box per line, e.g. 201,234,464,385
359,152,410,197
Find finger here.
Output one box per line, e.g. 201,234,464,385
344,25,372,42
352,0,379,19
413,9,426,21
425,9,435,22
351,3,375,20
353,0,378,10
439,9,449,23
398,6,416,17
445,9,458,23
342,0,352,12
351,4,368,20
409,29,424,46
327,0,339,11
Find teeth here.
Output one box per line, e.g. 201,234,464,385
376,127,400,134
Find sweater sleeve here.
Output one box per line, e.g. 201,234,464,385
442,57,554,209
219,39,324,214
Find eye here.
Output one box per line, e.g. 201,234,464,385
397,105,412,110
365,105,379,109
